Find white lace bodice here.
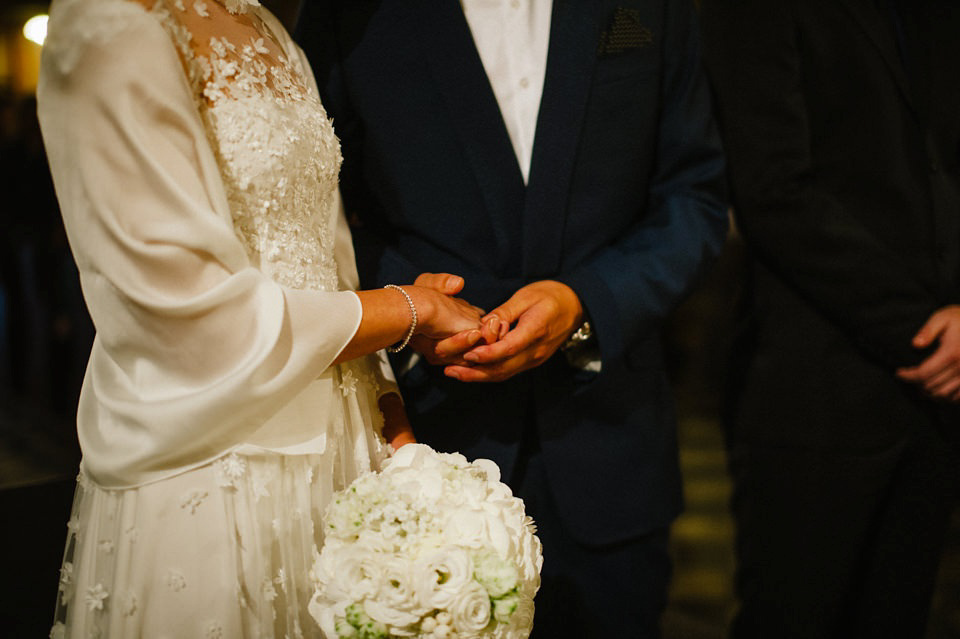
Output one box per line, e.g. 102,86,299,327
161,0,344,291
46,0,344,292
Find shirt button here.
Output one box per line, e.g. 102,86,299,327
519,77,530,89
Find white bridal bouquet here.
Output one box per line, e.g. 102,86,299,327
309,444,543,639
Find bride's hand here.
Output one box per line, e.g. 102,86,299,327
405,273,485,340
406,274,499,365
379,392,416,450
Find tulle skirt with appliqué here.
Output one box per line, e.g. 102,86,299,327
50,368,389,639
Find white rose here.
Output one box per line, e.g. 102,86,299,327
414,547,473,609
449,581,493,635
441,509,487,548
377,556,420,612
331,549,384,601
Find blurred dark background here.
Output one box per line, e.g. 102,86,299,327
0,1,956,637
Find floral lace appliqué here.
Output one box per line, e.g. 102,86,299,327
166,569,188,592
215,452,247,488
154,0,344,294
85,584,109,611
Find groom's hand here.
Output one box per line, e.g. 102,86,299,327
897,305,960,402
408,273,491,365
444,280,583,383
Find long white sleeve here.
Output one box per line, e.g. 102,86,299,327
38,2,364,487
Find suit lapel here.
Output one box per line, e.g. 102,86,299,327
412,0,526,274
837,0,919,120
521,0,601,279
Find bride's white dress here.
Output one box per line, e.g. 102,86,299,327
38,0,392,636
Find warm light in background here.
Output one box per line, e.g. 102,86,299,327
22,14,48,46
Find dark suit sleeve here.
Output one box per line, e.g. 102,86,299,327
560,0,729,363
701,0,941,369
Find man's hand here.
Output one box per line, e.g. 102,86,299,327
896,305,960,402
444,280,584,383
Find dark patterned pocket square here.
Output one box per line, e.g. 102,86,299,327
597,7,654,56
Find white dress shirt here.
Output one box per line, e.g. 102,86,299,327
462,0,553,184
463,0,600,371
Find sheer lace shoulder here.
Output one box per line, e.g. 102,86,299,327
150,0,344,291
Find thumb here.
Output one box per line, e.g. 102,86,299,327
414,272,464,295
913,312,946,349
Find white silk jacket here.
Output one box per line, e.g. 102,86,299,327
37,0,394,488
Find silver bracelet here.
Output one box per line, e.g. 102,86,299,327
384,284,418,353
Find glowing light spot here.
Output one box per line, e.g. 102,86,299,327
23,15,48,46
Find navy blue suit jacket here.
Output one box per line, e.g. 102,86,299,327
299,0,728,544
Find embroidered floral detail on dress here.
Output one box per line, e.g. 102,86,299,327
192,0,209,17
98,540,115,554
180,489,209,513
85,584,109,611
166,570,188,592
59,562,74,593
154,0,344,294
121,591,138,616
215,453,247,488
250,463,275,500
66,515,81,534
225,0,260,14
205,621,224,639
262,577,278,602
49,622,66,639
339,369,359,396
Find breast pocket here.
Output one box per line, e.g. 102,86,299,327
593,49,660,86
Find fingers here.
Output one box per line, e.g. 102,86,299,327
481,293,528,328
898,331,960,382
479,316,501,345
927,372,960,400
444,356,528,383
897,340,960,400
463,320,539,364
912,313,946,349
434,330,483,359
414,272,465,295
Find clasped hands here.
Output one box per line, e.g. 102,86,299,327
897,305,960,403
412,273,584,383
